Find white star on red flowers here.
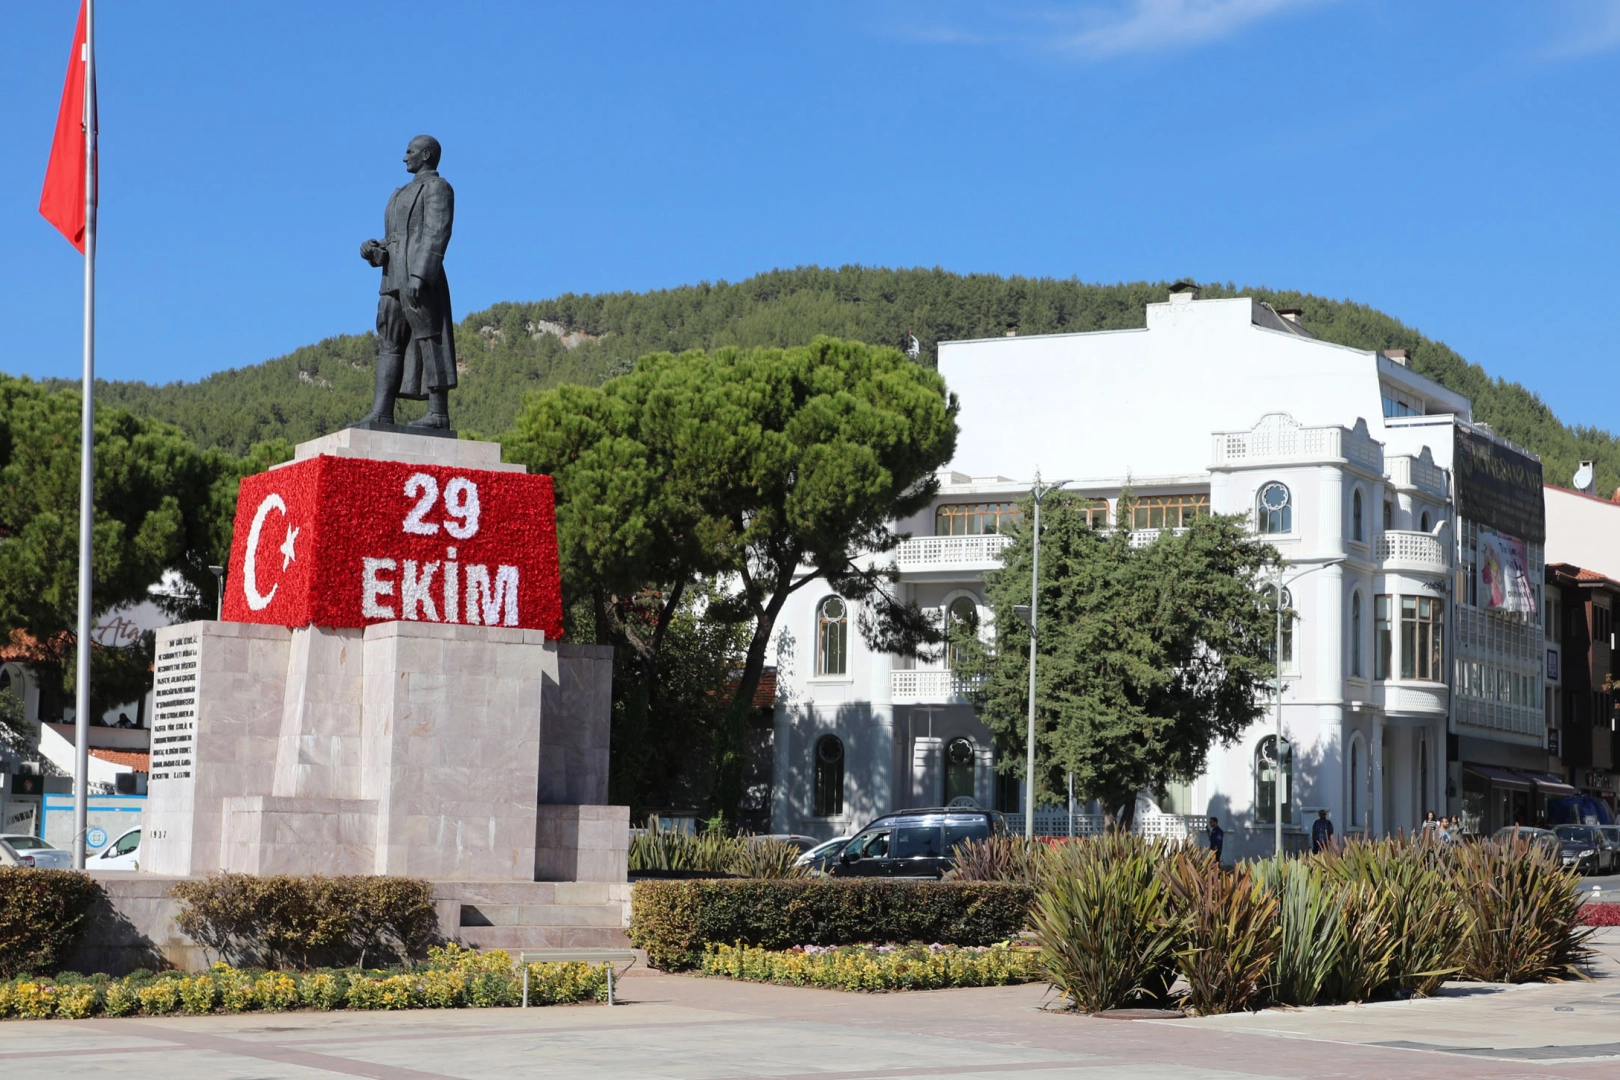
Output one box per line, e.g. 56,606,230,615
279,525,299,571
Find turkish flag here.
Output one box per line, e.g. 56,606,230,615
40,0,95,252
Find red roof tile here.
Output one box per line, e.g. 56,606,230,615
88,748,150,771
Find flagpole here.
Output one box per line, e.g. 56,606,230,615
72,0,97,871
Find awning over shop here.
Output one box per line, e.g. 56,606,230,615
1463,764,1530,791
1516,771,1576,796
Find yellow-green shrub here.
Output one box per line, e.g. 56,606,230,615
101,980,138,1016
0,982,13,1018
298,971,346,1010
346,974,417,1010
418,969,466,1008
178,975,217,1015
54,983,97,1019
255,972,299,1011
700,943,1038,992
136,979,179,1015
523,961,608,1004
214,965,255,1012
12,981,57,1019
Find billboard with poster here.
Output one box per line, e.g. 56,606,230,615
1453,426,1545,543
1479,528,1537,614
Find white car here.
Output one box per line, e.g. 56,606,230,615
795,835,854,875
0,834,72,869
93,827,141,870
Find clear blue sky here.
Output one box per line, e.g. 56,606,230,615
2,1,1617,430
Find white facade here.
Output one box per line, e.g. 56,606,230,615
1546,485,1620,581
770,290,1546,855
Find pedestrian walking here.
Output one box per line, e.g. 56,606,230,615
1207,816,1224,863
1311,808,1335,853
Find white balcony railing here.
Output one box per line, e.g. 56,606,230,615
891,669,975,704
1211,412,1383,474
894,533,1012,576
1377,530,1448,576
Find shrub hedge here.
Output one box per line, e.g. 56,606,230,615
629,879,1034,970
0,946,607,1020
0,870,105,978
700,942,1039,991
170,874,438,969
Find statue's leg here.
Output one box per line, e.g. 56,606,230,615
352,297,405,427
407,387,451,430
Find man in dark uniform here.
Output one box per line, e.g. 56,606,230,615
1207,816,1224,863
1311,808,1335,853
354,135,457,431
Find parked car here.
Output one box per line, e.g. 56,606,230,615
0,834,72,869
1600,825,1620,871
828,808,1007,879
1553,825,1607,875
0,837,35,867
93,826,141,870
795,835,854,874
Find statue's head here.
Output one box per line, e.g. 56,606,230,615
403,135,442,173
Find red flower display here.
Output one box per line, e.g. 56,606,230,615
222,455,563,639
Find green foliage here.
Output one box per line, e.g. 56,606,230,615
944,835,1052,886
1029,833,1181,1012
701,942,1038,991
508,338,957,820
1313,838,1460,996
1452,836,1593,983
627,819,806,878
628,878,1034,971
1161,849,1280,1015
169,874,438,969
0,869,104,978
1257,859,1345,1007
956,492,1277,817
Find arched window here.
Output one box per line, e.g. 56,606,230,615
1419,510,1431,532
1255,735,1292,825
1265,585,1294,666
1257,482,1292,534
944,737,976,805
1350,592,1364,678
813,735,844,816
1351,489,1364,542
1347,738,1360,835
945,596,977,670
816,597,848,676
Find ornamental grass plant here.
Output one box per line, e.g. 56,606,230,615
1256,860,1344,1007
700,942,1039,991
628,818,807,879
1161,849,1279,1015
1452,836,1593,983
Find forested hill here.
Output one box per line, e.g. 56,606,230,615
57,266,1619,493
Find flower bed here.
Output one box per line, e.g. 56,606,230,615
1579,902,1620,927
0,945,606,1021
699,942,1039,991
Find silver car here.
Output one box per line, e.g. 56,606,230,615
0,834,72,869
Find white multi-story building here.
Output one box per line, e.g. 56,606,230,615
769,287,1550,857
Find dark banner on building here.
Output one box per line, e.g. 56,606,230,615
1454,426,1545,542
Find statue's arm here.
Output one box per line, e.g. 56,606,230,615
359,238,388,267
408,181,454,287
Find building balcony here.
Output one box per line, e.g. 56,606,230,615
894,534,1012,579
891,669,976,705
1211,412,1384,474
1377,530,1448,577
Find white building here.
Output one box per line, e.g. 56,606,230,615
769,287,1551,856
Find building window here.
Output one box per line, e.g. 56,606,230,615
936,502,1020,536
1401,596,1443,680
1255,735,1292,826
1130,493,1208,530
1265,585,1294,666
1383,500,1393,530
1546,593,1561,642
1419,510,1431,532
816,597,848,676
813,735,844,816
944,737,976,806
1349,738,1362,829
1256,482,1292,534
1350,592,1364,678
1351,489,1364,542
1375,595,1392,679
945,596,977,671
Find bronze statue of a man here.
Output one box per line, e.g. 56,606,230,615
353,135,457,431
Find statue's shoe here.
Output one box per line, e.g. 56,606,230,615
349,411,395,428
407,412,451,431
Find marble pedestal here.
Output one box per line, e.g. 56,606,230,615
141,429,625,884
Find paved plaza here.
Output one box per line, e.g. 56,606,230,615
8,938,1620,1080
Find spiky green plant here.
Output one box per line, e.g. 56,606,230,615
1161,848,1279,1015
1453,836,1593,983
945,836,1052,885
1257,858,1345,1007
1030,833,1180,1012
1315,838,1459,997
1320,880,1399,1003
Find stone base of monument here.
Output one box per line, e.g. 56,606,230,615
131,429,630,965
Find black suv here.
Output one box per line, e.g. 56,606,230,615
828,807,1007,878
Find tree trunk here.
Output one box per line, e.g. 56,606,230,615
711,568,795,827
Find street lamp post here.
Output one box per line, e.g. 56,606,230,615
209,565,226,620
1271,557,1344,857
1021,472,1069,841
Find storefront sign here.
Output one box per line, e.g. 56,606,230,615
1453,426,1545,542
1479,528,1537,614
223,456,563,638
1586,770,1615,792
1547,646,1561,683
